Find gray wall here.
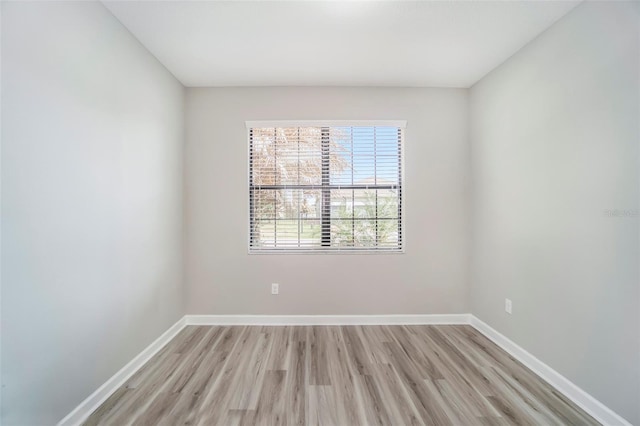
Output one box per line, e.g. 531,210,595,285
185,87,470,315
1,2,185,424
469,2,639,424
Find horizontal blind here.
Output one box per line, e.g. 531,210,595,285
249,124,403,252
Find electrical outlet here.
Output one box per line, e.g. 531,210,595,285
505,298,512,314
271,283,279,295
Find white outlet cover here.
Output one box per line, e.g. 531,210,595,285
271,283,279,295
505,298,512,314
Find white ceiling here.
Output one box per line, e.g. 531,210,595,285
104,0,580,88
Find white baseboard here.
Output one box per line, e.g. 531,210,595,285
57,313,630,426
56,317,187,426
469,315,631,426
185,313,471,326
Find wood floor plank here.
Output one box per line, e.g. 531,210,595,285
264,326,292,371
82,387,131,426
84,324,600,426
307,385,338,426
368,361,425,426
131,391,179,426
100,385,160,425
309,327,331,386
325,332,365,426
355,325,390,364
226,330,272,410
395,326,445,380
342,326,371,376
432,378,486,423
284,340,306,426
250,369,287,426
354,373,392,426
383,340,452,425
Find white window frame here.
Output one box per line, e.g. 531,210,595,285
247,120,406,254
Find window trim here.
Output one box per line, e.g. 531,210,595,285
246,120,407,129
246,120,407,255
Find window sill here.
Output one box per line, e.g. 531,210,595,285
248,249,405,255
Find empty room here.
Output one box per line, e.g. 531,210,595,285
1,0,638,425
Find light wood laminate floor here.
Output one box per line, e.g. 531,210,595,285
85,325,598,425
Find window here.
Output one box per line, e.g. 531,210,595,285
248,120,405,253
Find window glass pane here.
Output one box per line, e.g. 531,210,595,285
328,190,400,248
298,127,324,186
252,189,323,248
274,128,300,186
376,189,400,219
331,219,355,247
377,219,400,248
352,189,378,219
251,128,275,186
330,189,354,219
251,127,324,186
252,219,274,248
375,126,401,185
351,127,376,184
330,127,353,186
301,190,321,220
253,189,276,219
